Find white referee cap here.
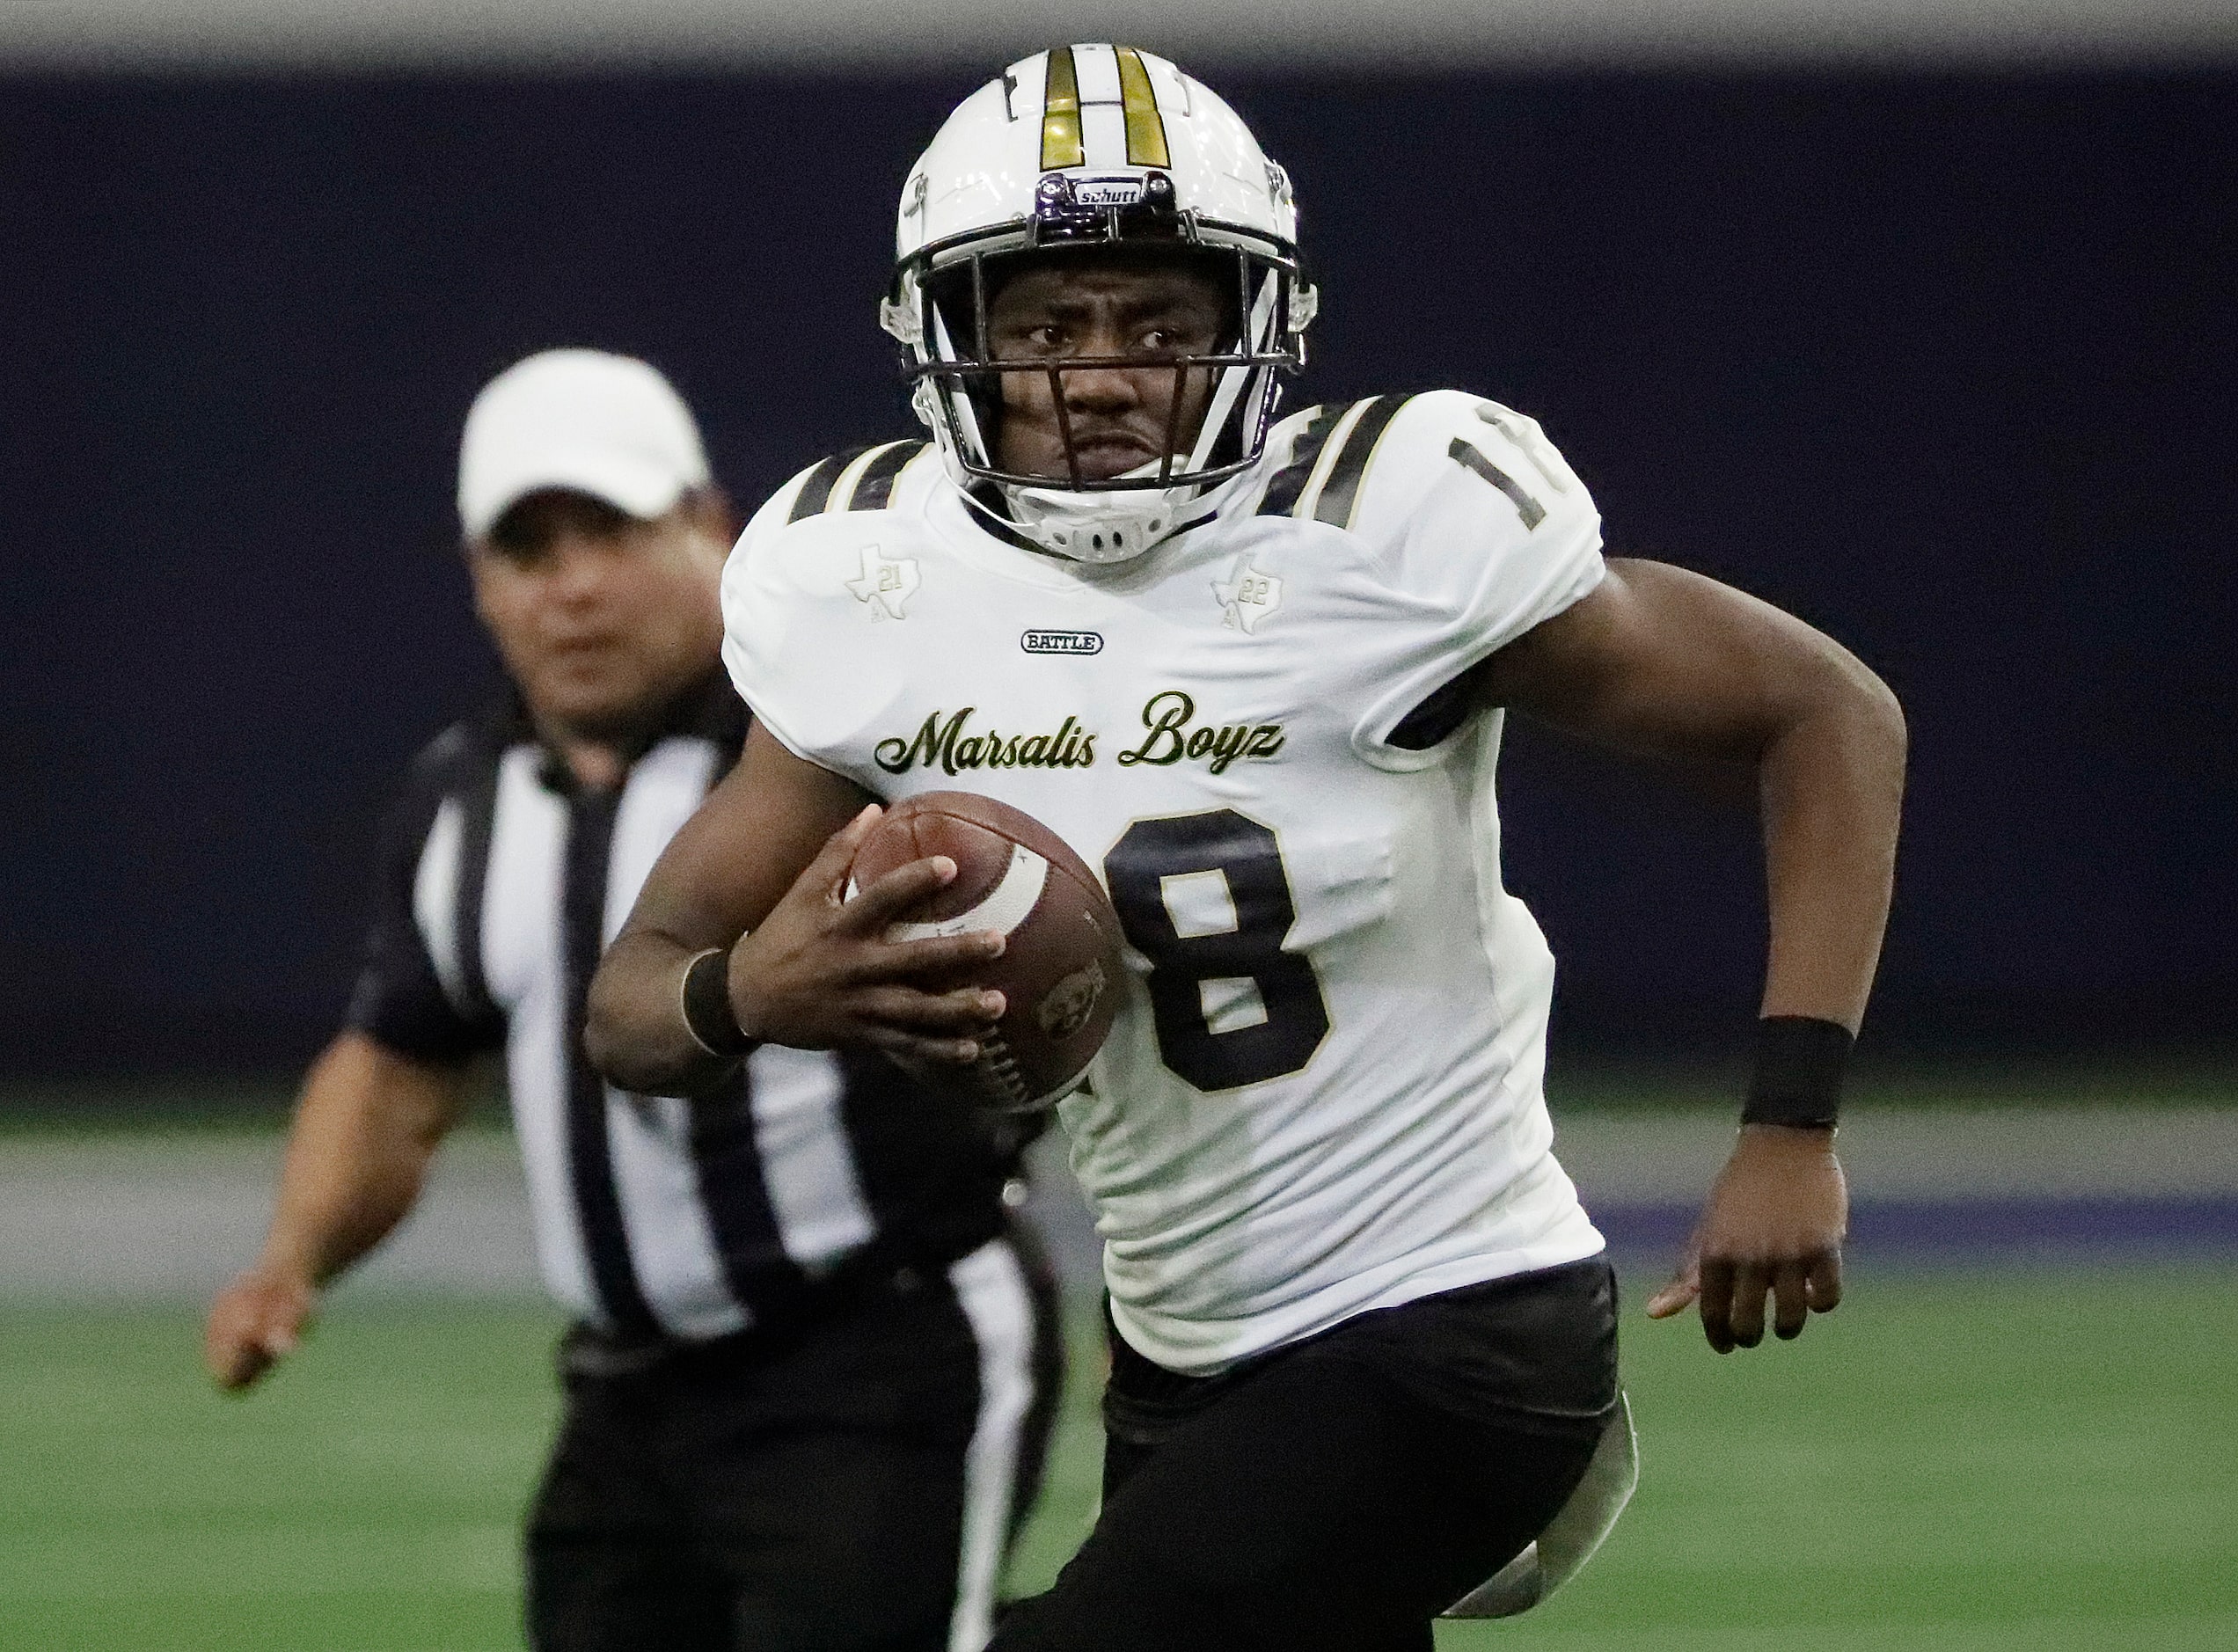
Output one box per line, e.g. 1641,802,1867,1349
457,348,712,540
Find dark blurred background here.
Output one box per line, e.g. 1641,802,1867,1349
3,10,2233,1081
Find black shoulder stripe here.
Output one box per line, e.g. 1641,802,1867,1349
1310,393,1412,529
786,446,873,523
1255,403,1346,516
844,440,927,512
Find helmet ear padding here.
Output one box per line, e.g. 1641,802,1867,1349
922,274,1004,457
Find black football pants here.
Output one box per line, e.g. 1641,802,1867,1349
991,1258,1620,1652
525,1234,1060,1652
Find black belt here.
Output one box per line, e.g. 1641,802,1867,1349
560,1212,1006,1382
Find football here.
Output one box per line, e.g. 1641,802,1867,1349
849,792,1125,1112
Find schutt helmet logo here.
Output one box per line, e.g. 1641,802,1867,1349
1021,630,1103,656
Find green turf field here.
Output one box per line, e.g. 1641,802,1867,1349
3,1268,2232,1651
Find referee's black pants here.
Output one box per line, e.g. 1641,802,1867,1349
991,1257,1620,1652
526,1232,1062,1652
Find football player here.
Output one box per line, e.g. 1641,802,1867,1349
587,46,1905,1652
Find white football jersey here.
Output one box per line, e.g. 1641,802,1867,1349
723,390,1608,1374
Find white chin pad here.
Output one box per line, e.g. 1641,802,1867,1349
1009,495,1174,561
1006,462,1210,563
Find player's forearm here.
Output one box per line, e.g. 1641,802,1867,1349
584,931,739,1098
1754,654,1906,1032
256,1032,464,1288
589,727,882,1093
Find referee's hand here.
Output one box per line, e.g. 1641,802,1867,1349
205,1268,316,1392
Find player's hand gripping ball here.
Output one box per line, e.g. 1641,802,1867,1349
849,793,1124,1112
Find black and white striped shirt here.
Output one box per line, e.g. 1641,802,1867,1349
347,676,1020,1342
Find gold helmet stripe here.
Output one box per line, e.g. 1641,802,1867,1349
1114,48,1172,168
1041,47,1086,170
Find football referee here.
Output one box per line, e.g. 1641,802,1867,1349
205,349,1061,1652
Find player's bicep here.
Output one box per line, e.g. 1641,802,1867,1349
1472,558,1859,763
617,722,876,950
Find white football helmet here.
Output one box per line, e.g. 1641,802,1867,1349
881,45,1317,562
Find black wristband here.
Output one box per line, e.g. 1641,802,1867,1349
1741,1015,1852,1129
680,947,754,1059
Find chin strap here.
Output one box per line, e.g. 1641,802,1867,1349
994,474,1191,562
960,465,1244,562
